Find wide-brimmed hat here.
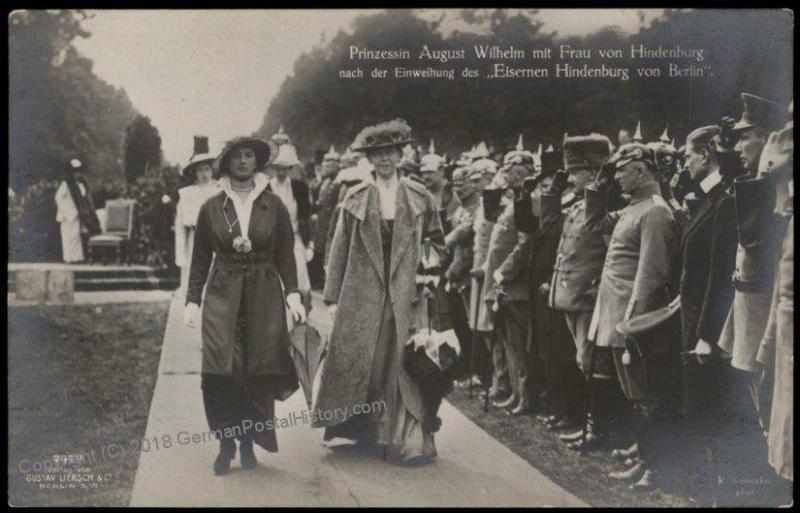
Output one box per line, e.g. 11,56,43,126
733,93,784,132
563,134,612,172
182,152,216,180
214,136,271,175
352,118,414,152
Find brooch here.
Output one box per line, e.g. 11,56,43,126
232,235,252,254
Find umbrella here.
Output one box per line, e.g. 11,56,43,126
288,324,327,408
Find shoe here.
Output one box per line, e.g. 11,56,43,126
239,438,257,470
611,443,639,461
493,395,518,409
213,439,236,476
566,431,605,451
628,469,656,491
559,427,587,442
608,462,644,481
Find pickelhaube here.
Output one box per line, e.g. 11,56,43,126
323,144,340,162
420,139,445,172
609,142,658,171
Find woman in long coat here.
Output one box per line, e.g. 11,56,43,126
312,119,445,463
183,136,306,475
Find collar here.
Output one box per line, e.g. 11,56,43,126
628,182,662,205
699,170,722,194
218,173,269,238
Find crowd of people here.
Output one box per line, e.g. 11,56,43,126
172,92,792,499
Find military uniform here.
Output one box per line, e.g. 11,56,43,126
588,181,677,389
542,190,608,373
718,175,786,372
516,186,585,421
483,197,531,407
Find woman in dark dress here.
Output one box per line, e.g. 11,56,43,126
183,136,306,475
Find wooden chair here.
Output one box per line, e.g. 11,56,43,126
88,199,136,263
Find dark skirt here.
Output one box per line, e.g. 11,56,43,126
201,295,297,452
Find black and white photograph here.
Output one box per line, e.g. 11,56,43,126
7,7,794,507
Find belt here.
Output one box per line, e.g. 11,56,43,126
215,251,276,266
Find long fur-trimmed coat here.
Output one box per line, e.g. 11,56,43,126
311,177,444,427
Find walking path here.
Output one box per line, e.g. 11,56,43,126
130,294,588,507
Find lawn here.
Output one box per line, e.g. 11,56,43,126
446,382,790,507
8,300,170,507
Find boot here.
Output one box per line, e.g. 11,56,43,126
629,469,656,491
565,428,605,451
548,416,579,432
559,414,593,441
239,436,257,470
213,439,236,476
611,442,639,461
608,462,644,481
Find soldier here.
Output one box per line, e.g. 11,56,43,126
421,140,461,332
445,166,484,387
484,147,536,414
468,158,511,403
586,143,678,490
755,105,793,483
717,92,788,425
542,134,615,447
515,145,585,428
309,145,342,289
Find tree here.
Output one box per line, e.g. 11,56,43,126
123,115,162,183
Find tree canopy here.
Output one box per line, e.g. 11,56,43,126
9,10,141,192
256,9,792,158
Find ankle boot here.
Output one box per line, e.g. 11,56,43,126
608,462,644,481
612,442,639,461
213,439,236,475
239,436,257,470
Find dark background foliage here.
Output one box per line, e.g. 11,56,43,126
9,9,793,265
255,9,792,158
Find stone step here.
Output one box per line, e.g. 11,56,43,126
8,264,179,294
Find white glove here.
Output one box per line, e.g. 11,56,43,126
305,244,315,263
286,292,306,325
492,268,504,286
184,303,200,328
